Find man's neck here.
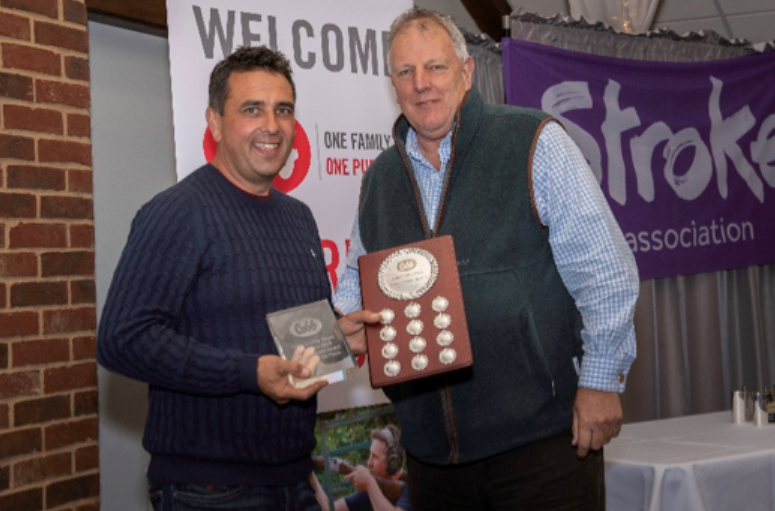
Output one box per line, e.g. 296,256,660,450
415,134,448,171
210,158,273,197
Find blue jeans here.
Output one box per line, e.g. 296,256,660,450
148,478,321,511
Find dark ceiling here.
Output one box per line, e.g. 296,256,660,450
85,0,512,40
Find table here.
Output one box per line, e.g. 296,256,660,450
604,411,775,511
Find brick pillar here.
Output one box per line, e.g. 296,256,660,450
0,1,99,510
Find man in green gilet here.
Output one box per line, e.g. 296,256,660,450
334,7,639,510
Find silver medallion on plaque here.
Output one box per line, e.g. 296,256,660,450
380,326,396,342
380,309,395,325
382,342,398,359
434,313,451,330
384,360,401,377
411,354,429,371
377,248,439,300
406,320,424,336
436,330,454,346
432,296,449,312
404,302,421,318
409,336,427,353
439,348,457,365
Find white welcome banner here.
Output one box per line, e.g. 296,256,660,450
166,0,411,411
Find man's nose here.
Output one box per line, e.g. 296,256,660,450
261,111,279,134
413,68,430,91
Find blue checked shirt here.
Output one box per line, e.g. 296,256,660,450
334,121,638,392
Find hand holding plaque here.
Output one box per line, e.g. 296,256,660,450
358,236,472,388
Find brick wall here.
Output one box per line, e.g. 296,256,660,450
0,0,99,510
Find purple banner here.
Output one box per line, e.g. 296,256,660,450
503,38,775,280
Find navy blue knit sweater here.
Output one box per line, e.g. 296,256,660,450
97,164,332,486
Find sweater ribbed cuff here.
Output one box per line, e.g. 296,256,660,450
239,355,261,392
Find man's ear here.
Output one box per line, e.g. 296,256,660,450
463,55,474,91
206,107,222,143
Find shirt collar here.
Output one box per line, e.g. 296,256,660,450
405,126,454,170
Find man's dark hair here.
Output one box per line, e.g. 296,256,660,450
208,46,296,115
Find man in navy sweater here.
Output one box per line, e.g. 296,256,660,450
98,46,379,511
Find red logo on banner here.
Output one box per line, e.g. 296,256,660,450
203,120,312,194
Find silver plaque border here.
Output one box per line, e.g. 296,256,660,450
377,247,439,301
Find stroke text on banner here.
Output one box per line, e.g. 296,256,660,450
502,38,775,280
542,78,775,206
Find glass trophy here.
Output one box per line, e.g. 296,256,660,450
266,299,356,389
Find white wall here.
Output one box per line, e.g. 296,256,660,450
90,20,175,511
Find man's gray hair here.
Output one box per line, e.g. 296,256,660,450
387,7,469,63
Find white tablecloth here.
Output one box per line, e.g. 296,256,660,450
605,411,775,511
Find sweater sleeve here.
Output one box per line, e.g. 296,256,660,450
97,191,260,396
